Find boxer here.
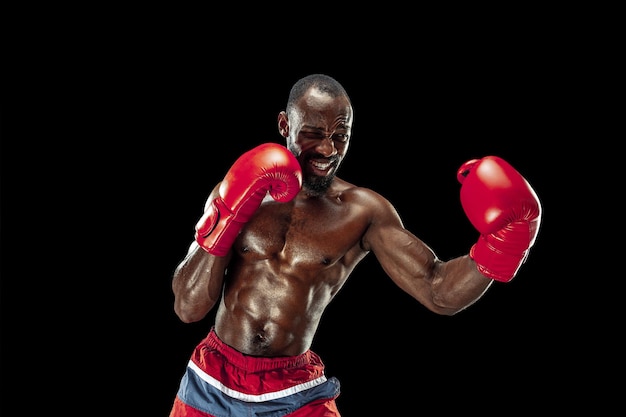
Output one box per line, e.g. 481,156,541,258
169,74,542,416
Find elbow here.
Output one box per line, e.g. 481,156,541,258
174,300,211,323
431,293,468,316
431,291,484,316
433,304,463,317
176,310,204,324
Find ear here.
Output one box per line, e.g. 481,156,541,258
277,111,289,138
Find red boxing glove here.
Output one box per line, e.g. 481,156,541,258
457,156,541,282
195,143,302,256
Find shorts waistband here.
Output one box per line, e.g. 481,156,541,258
204,327,317,372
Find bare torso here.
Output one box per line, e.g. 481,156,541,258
214,178,372,357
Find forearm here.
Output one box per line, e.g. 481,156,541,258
375,232,491,316
172,242,230,323
431,255,493,314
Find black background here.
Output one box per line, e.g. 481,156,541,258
2,19,614,416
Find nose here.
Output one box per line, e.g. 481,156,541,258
316,136,337,157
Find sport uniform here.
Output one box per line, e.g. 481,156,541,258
170,328,341,417
170,141,542,416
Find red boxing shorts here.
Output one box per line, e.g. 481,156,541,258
169,328,341,417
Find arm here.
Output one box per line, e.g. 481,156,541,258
172,143,302,323
173,182,230,323
365,156,541,315
172,239,231,323
195,143,302,256
364,202,492,316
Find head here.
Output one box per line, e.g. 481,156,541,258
278,74,353,196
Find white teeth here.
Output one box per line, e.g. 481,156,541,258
311,160,331,170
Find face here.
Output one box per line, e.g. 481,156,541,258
278,88,353,196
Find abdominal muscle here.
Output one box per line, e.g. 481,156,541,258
213,256,346,357
211,185,371,357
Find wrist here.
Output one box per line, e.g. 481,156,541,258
470,236,528,282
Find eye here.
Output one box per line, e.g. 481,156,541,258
332,133,349,143
302,131,325,140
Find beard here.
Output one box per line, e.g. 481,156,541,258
303,171,336,197
290,147,341,197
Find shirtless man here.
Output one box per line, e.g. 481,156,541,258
169,73,542,417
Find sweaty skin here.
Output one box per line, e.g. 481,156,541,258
172,86,493,357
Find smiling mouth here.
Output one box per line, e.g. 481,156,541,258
310,159,332,171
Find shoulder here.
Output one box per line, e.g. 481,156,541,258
333,178,405,252
333,178,397,214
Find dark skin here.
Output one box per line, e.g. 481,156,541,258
172,86,493,357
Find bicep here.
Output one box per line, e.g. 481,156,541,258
362,200,439,303
369,222,438,297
